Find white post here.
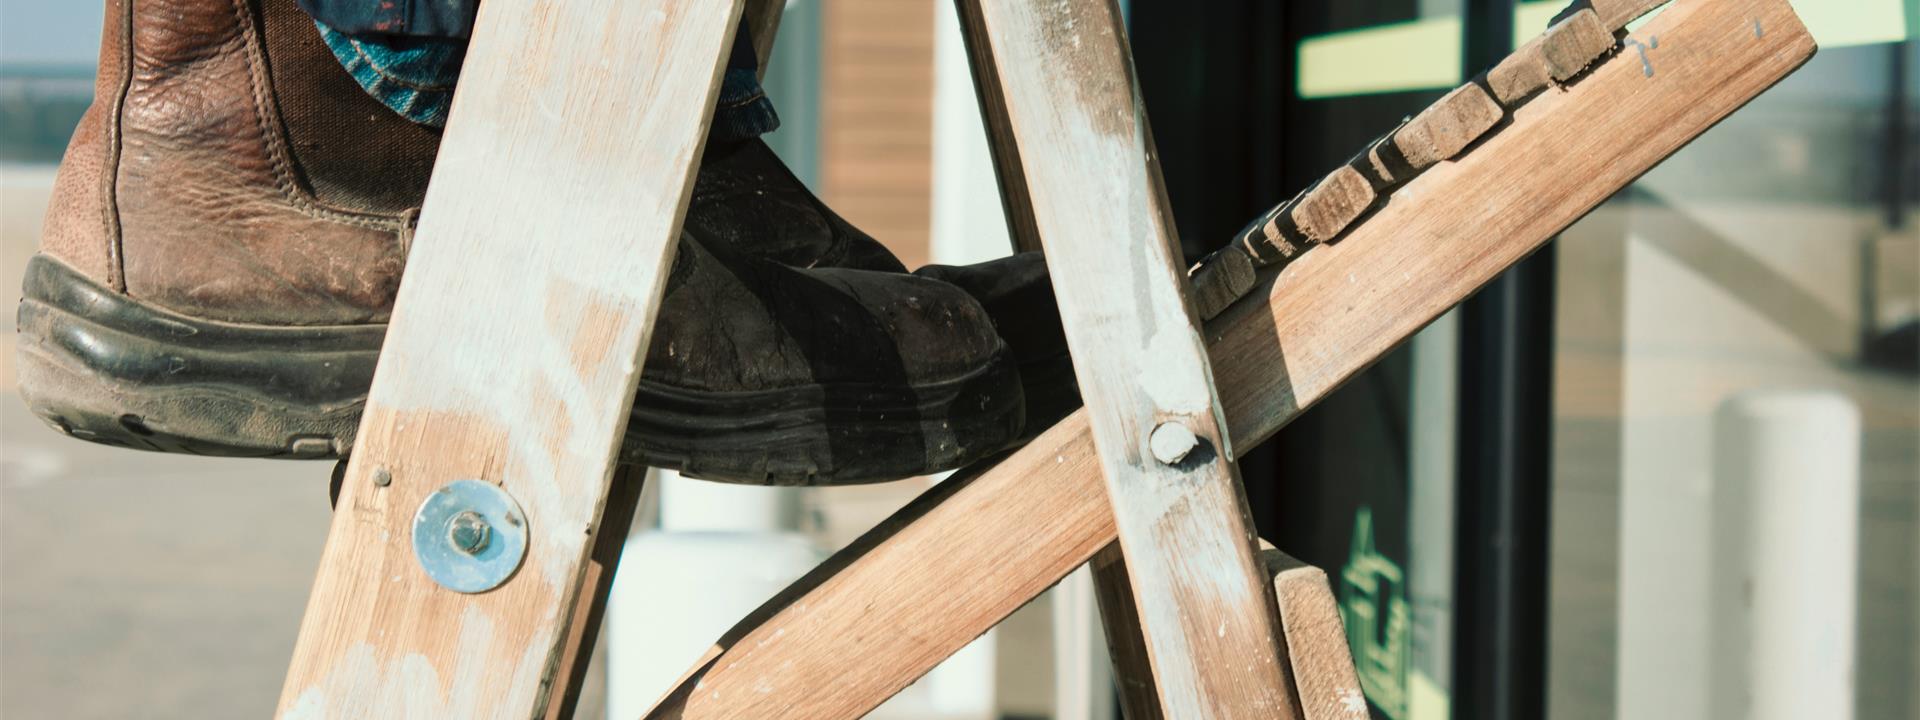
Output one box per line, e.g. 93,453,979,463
1051,567,1117,720
930,0,1012,266
604,473,823,719
1710,390,1860,720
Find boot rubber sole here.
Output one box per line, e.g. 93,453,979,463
14,255,1023,485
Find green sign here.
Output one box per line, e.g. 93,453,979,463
1342,506,1410,720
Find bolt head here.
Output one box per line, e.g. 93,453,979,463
1149,422,1199,465
447,511,493,555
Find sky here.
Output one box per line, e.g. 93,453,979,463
0,2,104,66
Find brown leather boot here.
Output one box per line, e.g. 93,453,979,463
38,0,439,327
16,0,1025,484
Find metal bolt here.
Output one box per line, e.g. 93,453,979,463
413,479,526,592
372,467,393,487
1149,422,1199,465
447,511,493,555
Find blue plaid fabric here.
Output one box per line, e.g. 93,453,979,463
315,23,462,127
304,2,779,140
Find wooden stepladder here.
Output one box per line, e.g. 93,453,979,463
277,0,1815,717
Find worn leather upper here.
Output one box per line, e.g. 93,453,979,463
647,237,1007,392
38,0,127,289
40,0,931,330
42,0,438,325
685,138,908,274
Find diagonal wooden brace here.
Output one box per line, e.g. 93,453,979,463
641,0,1814,717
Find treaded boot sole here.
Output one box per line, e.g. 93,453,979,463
14,255,1024,485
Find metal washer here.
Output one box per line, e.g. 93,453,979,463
412,479,529,593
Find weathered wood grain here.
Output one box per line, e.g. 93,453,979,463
643,0,1811,717
1196,0,1678,318
1190,246,1258,321
969,0,1292,715
1489,8,1615,106
276,1,743,717
1214,0,1809,452
952,6,1174,713
953,6,1172,710
1393,83,1504,170
1542,9,1616,81
1292,166,1377,244
639,417,1115,719
1260,546,1368,720
1487,38,1555,106
1101,542,1367,720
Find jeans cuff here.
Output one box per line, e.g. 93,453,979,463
711,68,781,143
316,20,461,127
317,23,779,141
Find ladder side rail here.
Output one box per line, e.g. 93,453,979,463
277,1,746,716
965,0,1295,716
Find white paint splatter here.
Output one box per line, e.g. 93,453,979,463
1137,327,1211,416
1340,687,1369,716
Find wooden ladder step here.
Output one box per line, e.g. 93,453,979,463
1194,0,1675,321
1261,543,1370,720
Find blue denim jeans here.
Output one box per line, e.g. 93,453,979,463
301,1,778,142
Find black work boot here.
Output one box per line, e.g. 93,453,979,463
313,2,1080,433
632,239,1022,482
14,0,1024,484
691,136,1084,437
694,142,1083,436
916,253,1081,436
690,138,910,273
